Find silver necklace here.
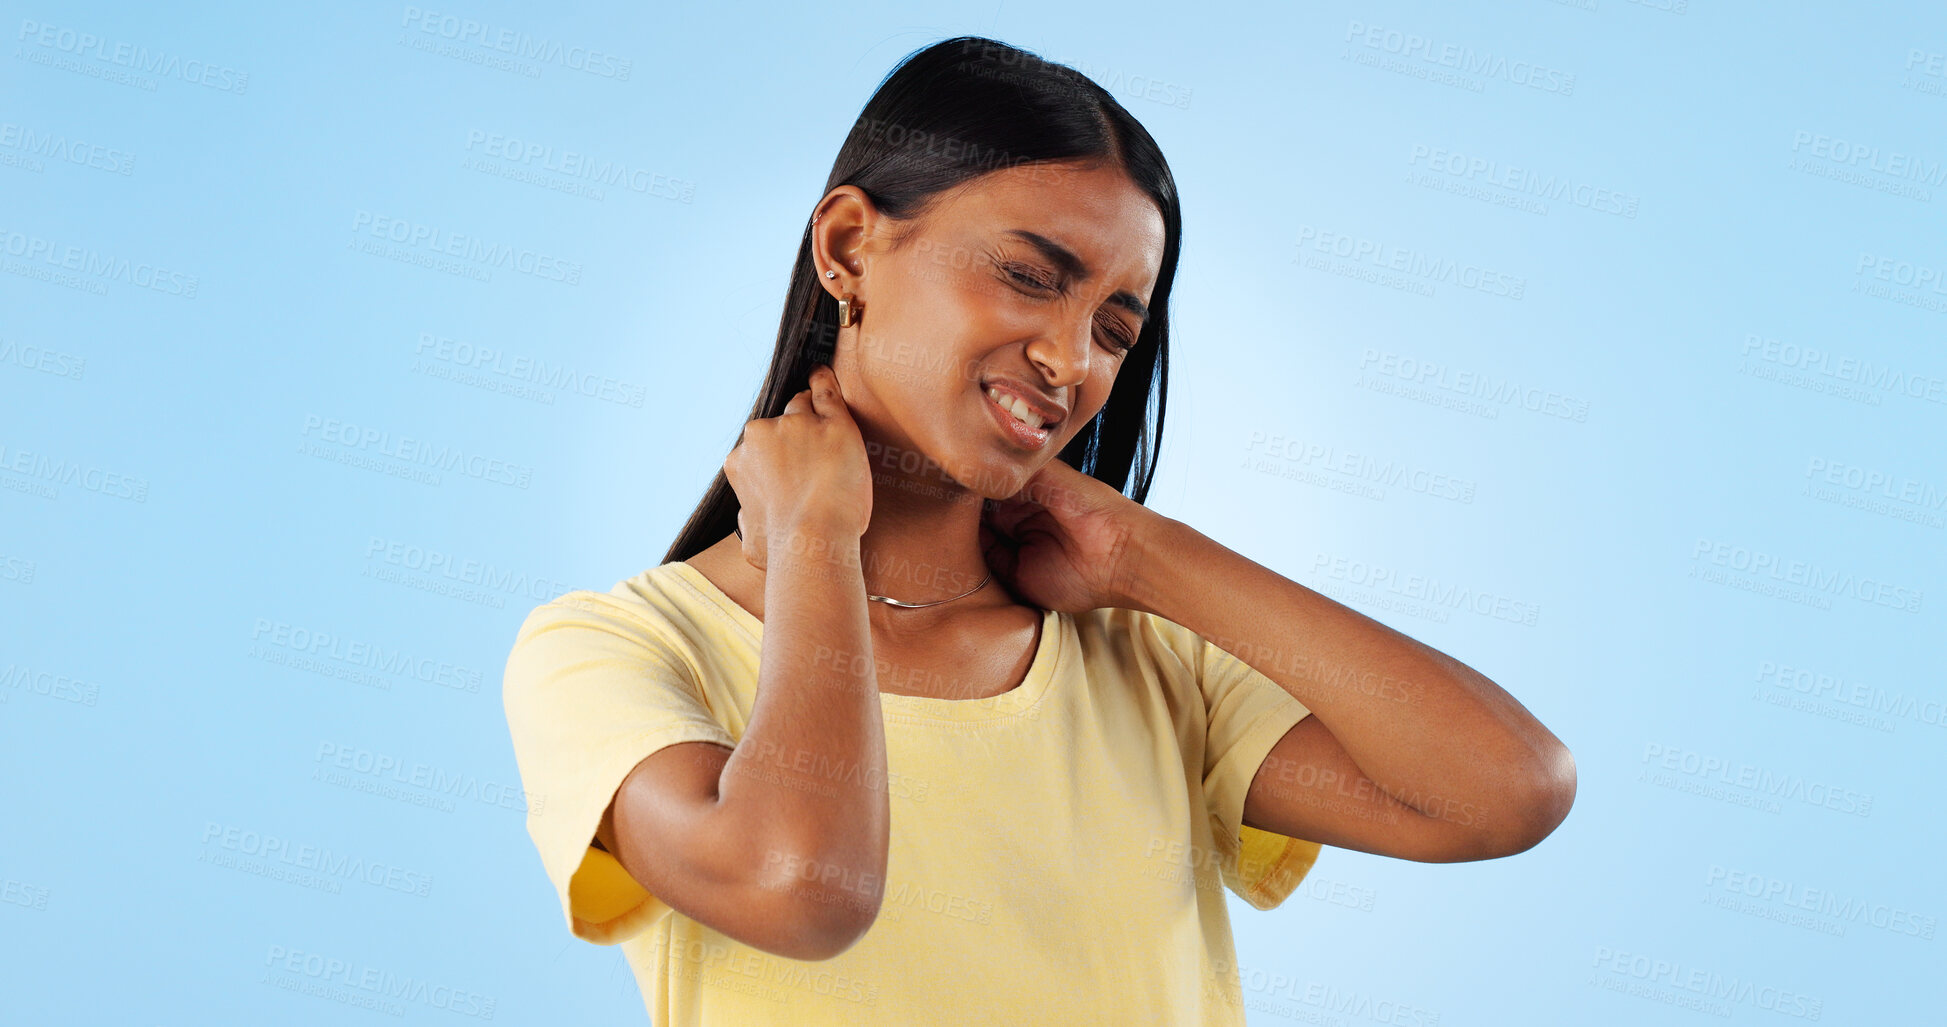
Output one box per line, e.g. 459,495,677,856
868,571,992,608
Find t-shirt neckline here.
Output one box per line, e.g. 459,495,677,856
656,560,1063,722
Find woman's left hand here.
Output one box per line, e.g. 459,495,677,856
978,457,1160,613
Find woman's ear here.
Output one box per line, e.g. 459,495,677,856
810,186,880,302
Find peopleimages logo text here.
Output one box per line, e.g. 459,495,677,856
399,6,630,79
1691,539,1923,612
364,537,575,603
301,415,532,487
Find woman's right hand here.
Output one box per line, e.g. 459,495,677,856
723,364,873,571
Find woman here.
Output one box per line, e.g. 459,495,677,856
502,35,1575,1025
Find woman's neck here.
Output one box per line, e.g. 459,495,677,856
855,469,998,612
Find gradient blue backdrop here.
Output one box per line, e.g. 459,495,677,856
3,1,1941,1023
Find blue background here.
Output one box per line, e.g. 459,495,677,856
4,1,1941,1023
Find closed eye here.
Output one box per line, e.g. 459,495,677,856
1004,264,1057,291
1097,317,1136,352
1001,261,1135,352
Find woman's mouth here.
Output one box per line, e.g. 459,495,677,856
982,384,1052,449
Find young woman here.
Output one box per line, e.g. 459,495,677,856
503,35,1575,1025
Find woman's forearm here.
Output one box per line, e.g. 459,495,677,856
719,520,890,937
1122,515,1573,829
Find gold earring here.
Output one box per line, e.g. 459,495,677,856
838,292,861,327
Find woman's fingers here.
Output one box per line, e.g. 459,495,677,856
978,520,1017,578
781,386,815,416
982,494,1039,538
726,363,874,547
806,365,849,422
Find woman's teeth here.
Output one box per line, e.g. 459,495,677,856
985,386,1047,429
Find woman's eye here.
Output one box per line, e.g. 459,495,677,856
1005,265,1057,291
999,260,1133,351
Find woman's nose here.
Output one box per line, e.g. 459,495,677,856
1025,316,1092,387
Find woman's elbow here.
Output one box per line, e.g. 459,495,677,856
745,852,886,961
1496,742,1577,856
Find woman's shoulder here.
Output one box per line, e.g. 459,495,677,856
514,564,699,641
1071,605,1205,671
502,565,736,709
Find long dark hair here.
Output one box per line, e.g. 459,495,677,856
663,35,1182,564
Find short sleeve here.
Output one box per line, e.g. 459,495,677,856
501,591,737,945
1187,621,1323,911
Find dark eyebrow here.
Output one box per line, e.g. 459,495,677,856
1003,229,1150,324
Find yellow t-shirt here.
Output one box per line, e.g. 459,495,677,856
502,560,1323,1025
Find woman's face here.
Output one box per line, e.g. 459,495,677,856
816,160,1166,501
